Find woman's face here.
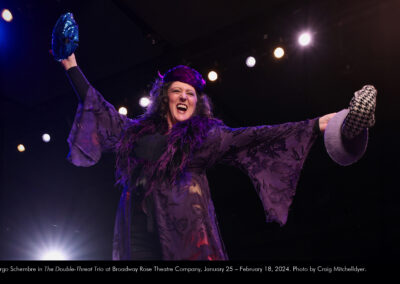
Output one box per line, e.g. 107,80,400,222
166,81,198,128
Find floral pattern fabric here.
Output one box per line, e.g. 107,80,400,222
67,85,320,260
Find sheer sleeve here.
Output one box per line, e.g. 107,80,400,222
213,118,320,226
66,82,132,167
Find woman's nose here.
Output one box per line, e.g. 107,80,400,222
179,93,187,100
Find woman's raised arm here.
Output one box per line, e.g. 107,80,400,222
61,53,78,71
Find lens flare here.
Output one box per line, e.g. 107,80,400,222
246,56,256,67
139,97,151,108
298,32,312,46
1,9,13,22
42,133,51,143
17,144,25,152
208,71,218,81
118,107,128,116
273,47,285,59
41,250,67,260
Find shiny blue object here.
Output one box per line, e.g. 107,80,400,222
51,12,79,61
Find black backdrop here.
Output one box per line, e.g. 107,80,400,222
0,0,398,264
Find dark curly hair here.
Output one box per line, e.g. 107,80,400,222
144,78,214,124
115,78,215,188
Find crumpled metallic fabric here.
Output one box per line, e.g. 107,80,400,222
51,12,79,61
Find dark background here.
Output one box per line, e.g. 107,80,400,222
0,0,398,262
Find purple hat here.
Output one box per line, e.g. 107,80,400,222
324,108,369,166
159,65,206,92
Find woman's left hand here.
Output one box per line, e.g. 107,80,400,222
319,112,337,133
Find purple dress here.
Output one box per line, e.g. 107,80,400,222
67,79,320,260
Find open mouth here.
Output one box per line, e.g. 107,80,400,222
176,103,188,113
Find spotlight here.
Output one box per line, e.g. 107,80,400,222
1,9,13,22
118,107,128,116
207,71,218,82
41,250,67,260
273,47,285,59
246,56,256,68
139,97,151,108
298,32,312,46
42,133,51,143
17,144,25,152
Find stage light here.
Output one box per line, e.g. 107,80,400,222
208,71,218,82
246,56,256,67
1,9,13,22
139,97,151,108
273,47,285,59
18,216,92,260
41,250,67,260
17,144,25,152
42,133,51,143
118,107,128,116
298,32,312,46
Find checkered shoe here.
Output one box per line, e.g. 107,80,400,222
341,85,377,140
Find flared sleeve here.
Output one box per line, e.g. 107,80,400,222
66,76,132,167
213,118,320,226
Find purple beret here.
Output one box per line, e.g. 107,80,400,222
159,65,206,92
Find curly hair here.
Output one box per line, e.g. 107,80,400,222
144,78,214,123
115,78,215,188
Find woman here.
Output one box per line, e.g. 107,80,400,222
54,14,376,260
61,53,336,260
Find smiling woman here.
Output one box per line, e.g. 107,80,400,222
61,54,323,260
52,12,376,261
166,81,198,129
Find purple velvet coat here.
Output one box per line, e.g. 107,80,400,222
67,84,320,260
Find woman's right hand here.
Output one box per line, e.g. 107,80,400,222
60,53,77,71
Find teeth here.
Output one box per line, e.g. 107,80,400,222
177,104,188,110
